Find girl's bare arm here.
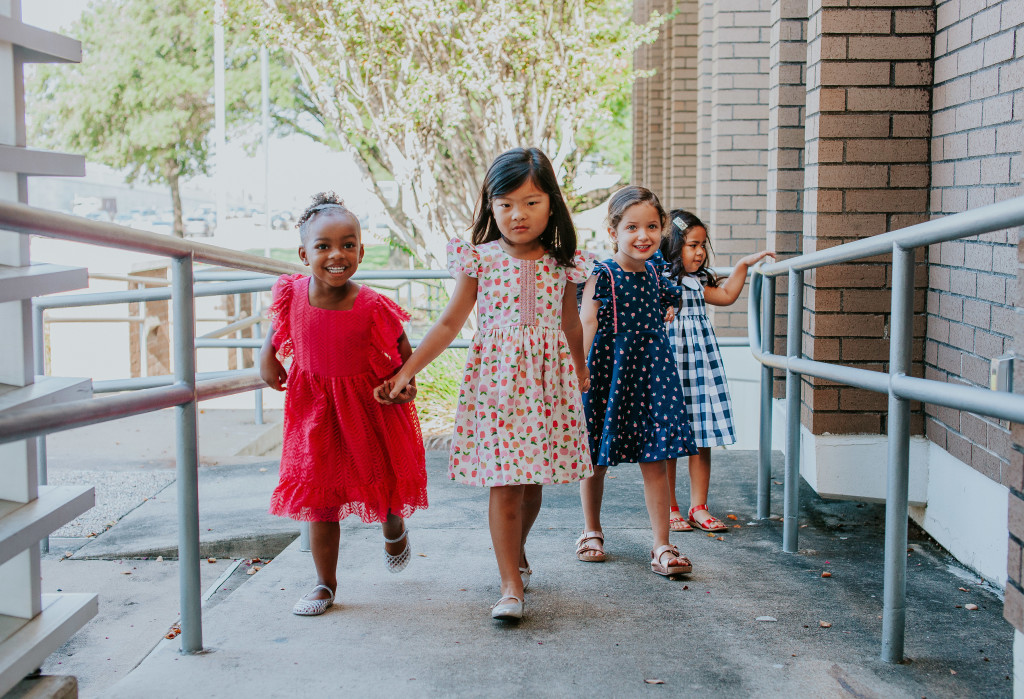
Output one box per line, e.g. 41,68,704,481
376,273,479,402
386,332,418,404
579,275,599,360
560,282,590,392
703,250,777,306
258,327,287,391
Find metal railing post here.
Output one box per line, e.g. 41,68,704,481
882,243,915,663
33,304,49,553
299,521,311,552
252,292,264,425
783,270,803,552
172,254,203,653
758,275,776,519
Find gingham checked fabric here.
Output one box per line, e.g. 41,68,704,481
666,275,736,447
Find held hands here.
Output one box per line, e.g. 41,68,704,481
576,366,591,393
664,306,676,323
374,373,417,405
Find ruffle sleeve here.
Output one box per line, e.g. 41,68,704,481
446,238,480,278
368,291,412,380
589,260,614,303
566,249,599,285
267,273,306,360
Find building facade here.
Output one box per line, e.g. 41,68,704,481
632,0,1024,680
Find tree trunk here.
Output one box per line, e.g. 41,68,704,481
166,160,184,238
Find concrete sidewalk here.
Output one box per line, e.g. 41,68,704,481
100,451,1011,698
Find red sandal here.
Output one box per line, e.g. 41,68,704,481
688,504,728,532
669,506,693,532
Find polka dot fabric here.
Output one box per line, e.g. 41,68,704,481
267,274,428,523
446,239,595,487
584,260,698,466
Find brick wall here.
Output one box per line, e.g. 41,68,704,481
632,0,699,211
768,0,809,395
928,0,1024,494
800,1,934,435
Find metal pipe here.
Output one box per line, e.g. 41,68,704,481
758,274,775,519
195,371,266,401
253,294,264,425
200,314,259,339
171,255,203,653
881,244,915,663
892,373,1024,424
783,270,803,553
759,195,1024,277
33,304,48,552
0,384,194,444
94,370,240,393
0,201,303,275
35,278,277,310
300,522,310,552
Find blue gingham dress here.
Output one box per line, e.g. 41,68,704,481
666,273,736,447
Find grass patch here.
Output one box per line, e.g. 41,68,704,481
415,349,463,431
246,244,392,270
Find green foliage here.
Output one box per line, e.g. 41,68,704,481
230,0,664,263
27,0,307,234
414,349,463,425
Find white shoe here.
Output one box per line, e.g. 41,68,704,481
384,528,411,573
491,595,524,621
292,584,335,616
520,566,532,591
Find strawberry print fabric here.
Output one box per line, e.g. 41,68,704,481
446,239,595,487
584,260,698,466
267,274,428,522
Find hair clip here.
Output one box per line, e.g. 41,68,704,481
673,217,686,231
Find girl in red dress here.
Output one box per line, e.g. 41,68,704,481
259,192,427,616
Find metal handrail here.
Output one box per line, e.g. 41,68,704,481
747,194,1024,663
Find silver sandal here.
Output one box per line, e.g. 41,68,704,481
384,528,411,573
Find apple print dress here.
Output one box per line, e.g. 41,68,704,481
584,259,698,467
447,239,595,487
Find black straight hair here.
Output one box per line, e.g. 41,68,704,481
660,209,720,287
469,147,578,267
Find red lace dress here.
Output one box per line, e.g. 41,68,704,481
267,274,428,523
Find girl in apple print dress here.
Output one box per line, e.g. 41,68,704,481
376,147,594,622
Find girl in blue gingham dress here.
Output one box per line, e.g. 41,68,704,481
659,210,775,533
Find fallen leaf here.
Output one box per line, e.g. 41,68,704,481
246,568,257,575
950,670,957,675
756,616,777,622
259,468,268,472
608,475,617,479
707,533,715,538
965,604,979,611
716,536,724,541
819,621,832,628
252,557,261,563
156,556,163,562
644,679,665,685
417,553,428,558
733,525,741,528
821,572,832,578
682,585,688,590
207,557,217,563
958,587,968,592
773,480,782,485
800,524,808,529
726,514,738,520
121,571,131,575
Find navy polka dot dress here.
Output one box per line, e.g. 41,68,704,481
583,259,698,467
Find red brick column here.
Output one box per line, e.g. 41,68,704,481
802,1,934,435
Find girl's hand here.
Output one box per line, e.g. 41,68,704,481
740,250,777,267
374,380,396,405
389,383,418,404
664,306,676,323
386,371,416,402
576,366,591,393
260,354,288,391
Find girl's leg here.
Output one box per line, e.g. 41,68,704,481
381,511,406,556
305,520,340,600
639,460,672,551
688,447,715,523
577,465,608,560
519,485,543,569
667,458,681,511
489,485,526,600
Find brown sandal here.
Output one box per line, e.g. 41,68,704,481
670,506,693,532
576,531,607,562
651,544,692,576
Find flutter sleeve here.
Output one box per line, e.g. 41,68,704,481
566,249,598,285
267,273,306,360
446,238,480,278
368,292,412,380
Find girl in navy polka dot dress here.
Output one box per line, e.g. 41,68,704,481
577,186,698,577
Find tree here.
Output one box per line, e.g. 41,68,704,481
233,0,663,264
28,0,304,236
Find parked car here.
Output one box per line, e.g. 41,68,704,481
184,216,212,237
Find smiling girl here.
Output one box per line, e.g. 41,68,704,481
259,192,427,616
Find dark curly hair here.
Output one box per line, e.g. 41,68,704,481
468,147,578,267
296,191,359,240
660,209,719,287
